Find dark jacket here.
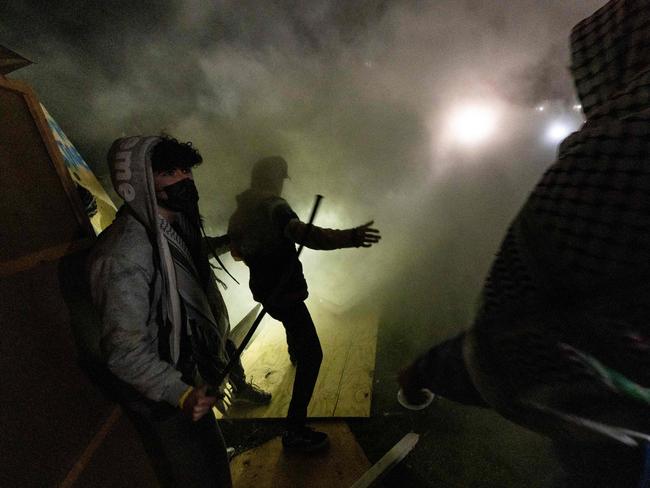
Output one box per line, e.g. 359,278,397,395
463,0,650,446
229,188,360,306
228,189,307,305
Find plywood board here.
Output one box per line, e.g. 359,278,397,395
217,300,378,419
0,77,93,269
333,311,377,417
229,421,370,488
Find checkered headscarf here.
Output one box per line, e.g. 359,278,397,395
473,0,650,418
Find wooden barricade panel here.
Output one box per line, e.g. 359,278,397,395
0,76,155,487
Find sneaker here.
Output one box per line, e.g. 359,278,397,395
232,382,272,406
282,426,329,452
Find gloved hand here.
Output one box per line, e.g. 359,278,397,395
350,220,381,247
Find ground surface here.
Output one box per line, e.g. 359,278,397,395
219,299,377,419
221,299,564,488
230,421,370,488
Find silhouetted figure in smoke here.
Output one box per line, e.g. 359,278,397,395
399,1,650,487
229,156,380,452
87,136,269,488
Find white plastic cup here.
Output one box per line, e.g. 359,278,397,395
397,388,435,410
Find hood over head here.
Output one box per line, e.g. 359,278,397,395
107,136,161,230
106,136,184,363
467,0,650,447
570,0,650,121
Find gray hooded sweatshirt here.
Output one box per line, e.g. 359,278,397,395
87,136,230,406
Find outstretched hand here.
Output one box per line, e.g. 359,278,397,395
353,220,381,248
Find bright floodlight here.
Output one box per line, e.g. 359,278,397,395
448,105,497,145
545,120,573,143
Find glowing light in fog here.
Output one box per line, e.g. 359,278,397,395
545,120,573,143
448,105,498,146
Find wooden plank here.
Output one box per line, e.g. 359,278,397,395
71,412,159,488
333,311,378,417
0,237,94,278
0,83,87,263
1,259,119,486
216,315,295,419
0,77,95,239
0,45,32,74
230,421,371,488
307,306,352,417
350,433,419,488
59,406,122,488
19,80,95,238
220,300,377,419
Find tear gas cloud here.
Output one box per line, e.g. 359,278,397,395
2,0,600,345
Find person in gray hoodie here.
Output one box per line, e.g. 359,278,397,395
229,156,380,452
88,135,269,488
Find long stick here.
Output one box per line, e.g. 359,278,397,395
349,433,419,488
207,194,323,396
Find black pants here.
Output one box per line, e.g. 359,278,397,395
115,380,232,488
266,301,323,429
420,333,646,487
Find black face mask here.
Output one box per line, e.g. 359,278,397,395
160,177,241,287
159,178,201,224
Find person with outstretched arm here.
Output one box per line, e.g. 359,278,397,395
229,156,380,452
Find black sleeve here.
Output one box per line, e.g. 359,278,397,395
272,201,299,233
203,235,231,256
413,332,488,407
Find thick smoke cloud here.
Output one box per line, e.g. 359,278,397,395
2,1,604,334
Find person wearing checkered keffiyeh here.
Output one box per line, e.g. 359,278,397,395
399,1,650,486
88,136,271,488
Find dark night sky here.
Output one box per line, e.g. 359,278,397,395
1,0,605,327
